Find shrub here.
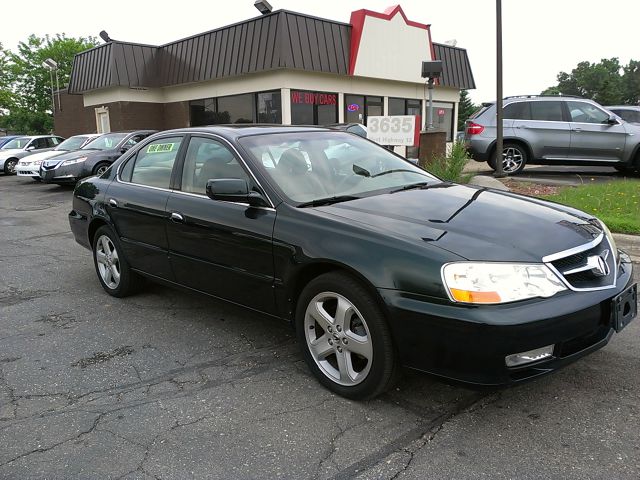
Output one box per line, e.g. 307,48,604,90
423,142,473,183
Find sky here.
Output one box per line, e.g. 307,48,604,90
3,0,639,103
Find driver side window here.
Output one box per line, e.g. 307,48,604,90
181,137,250,195
568,101,609,124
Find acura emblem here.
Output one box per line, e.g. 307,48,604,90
587,250,610,277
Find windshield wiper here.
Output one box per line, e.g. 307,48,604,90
297,195,361,208
389,181,432,193
372,168,424,178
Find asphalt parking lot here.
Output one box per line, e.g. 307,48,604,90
1,174,638,479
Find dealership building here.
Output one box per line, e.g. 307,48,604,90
57,4,475,151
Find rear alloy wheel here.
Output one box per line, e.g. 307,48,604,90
92,225,140,297
93,162,110,176
4,158,18,175
296,272,398,399
490,143,527,175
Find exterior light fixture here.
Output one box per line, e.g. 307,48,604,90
254,0,273,15
42,58,60,113
99,30,112,43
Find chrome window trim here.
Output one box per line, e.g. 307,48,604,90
169,189,276,212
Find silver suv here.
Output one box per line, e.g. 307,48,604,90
465,95,640,175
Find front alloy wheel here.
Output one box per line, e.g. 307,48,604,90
304,292,373,386
4,158,18,175
296,272,398,399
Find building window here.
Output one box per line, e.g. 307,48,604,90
429,101,455,142
388,98,422,158
257,91,282,123
291,90,338,125
95,107,111,133
344,95,384,125
189,91,281,126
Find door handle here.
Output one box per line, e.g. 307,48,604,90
572,128,582,132
170,212,184,223
516,125,529,129
108,198,118,207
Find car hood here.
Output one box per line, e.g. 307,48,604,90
42,149,106,167
18,150,62,164
316,183,600,262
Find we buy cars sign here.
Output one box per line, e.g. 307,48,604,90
366,115,421,146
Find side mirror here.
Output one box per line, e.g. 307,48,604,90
606,115,619,125
205,179,267,207
120,145,131,154
26,145,36,151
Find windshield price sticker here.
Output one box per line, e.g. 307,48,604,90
366,116,421,146
147,143,175,154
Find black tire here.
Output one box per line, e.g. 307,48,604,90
490,142,527,175
92,162,110,176
4,158,18,175
92,225,141,297
614,164,639,176
295,272,398,400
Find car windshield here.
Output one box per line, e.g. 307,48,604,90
239,131,437,204
2,137,31,150
55,136,92,151
82,133,127,151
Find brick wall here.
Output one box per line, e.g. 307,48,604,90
54,91,97,138
164,101,190,129
54,94,190,134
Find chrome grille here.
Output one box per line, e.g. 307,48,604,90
545,236,617,291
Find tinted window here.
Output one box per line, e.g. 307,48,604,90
503,102,530,120
614,109,640,123
567,101,609,124
181,137,249,195
129,137,182,189
530,101,563,121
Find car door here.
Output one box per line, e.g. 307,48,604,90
510,100,569,160
104,135,186,280
165,134,277,314
566,101,628,162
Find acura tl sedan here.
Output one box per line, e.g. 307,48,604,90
69,126,637,399
40,130,156,184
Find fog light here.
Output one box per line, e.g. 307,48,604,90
505,345,554,367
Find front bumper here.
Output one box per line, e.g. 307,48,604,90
40,163,86,184
380,255,635,386
16,165,41,177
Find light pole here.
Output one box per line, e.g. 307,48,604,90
494,0,505,178
42,58,60,112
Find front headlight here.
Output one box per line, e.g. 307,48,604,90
33,159,43,166
442,262,567,304
61,156,87,166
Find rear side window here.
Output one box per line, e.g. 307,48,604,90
503,102,531,120
126,136,182,189
530,101,563,121
469,104,492,119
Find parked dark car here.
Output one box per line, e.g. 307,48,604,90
69,126,637,399
40,130,156,184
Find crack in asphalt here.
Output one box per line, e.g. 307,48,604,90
0,410,107,468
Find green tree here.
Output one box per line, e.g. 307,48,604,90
622,60,640,105
457,89,477,131
0,34,97,134
541,58,626,105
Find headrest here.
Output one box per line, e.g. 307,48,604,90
277,149,309,175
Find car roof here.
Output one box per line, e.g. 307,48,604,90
157,125,332,140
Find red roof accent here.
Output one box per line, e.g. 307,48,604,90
349,5,433,75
